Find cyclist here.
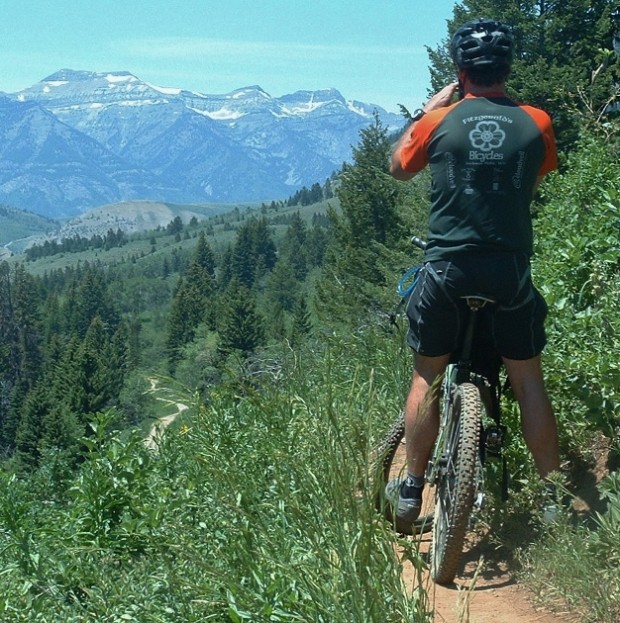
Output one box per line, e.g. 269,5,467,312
386,18,561,526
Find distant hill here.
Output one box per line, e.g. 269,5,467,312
12,195,335,276
0,204,58,252
50,200,245,239
5,200,244,254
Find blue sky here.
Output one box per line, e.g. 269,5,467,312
3,0,458,113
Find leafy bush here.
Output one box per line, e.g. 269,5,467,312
516,131,620,622
0,331,430,622
534,134,620,446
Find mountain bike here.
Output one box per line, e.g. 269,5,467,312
376,236,510,585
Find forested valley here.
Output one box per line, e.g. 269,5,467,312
0,1,619,621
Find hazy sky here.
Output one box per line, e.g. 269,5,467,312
2,0,458,112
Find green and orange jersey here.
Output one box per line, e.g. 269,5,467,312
399,93,558,260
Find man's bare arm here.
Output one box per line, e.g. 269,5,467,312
390,82,459,181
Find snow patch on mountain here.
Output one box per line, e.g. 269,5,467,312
0,69,403,218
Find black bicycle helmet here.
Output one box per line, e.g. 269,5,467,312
450,19,514,69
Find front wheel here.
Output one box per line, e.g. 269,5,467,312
430,382,482,584
374,413,434,535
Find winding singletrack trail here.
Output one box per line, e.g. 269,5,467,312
384,436,582,622
144,377,188,450
397,529,576,623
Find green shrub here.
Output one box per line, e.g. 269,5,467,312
534,133,620,448
0,331,430,622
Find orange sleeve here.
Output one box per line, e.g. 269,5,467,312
521,105,558,176
399,107,454,173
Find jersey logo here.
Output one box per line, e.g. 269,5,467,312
469,121,506,152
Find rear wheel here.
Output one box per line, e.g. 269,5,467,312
430,382,482,584
375,413,434,535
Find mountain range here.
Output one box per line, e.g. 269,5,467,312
0,69,403,219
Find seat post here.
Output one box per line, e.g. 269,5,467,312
457,297,493,382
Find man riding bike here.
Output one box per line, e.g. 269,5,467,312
386,18,561,527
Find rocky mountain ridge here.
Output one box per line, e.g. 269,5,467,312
0,70,402,218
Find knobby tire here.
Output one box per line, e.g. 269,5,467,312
431,382,482,585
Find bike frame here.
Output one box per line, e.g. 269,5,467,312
425,295,507,510
409,236,508,506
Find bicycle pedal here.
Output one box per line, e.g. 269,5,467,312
484,426,505,456
474,492,485,511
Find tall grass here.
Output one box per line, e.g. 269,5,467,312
518,467,620,623
0,328,430,622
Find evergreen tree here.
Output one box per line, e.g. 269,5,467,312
105,321,129,393
12,264,43,388
230,224,256,288
217,278,265,358
305,221,330,269
162,256,171,279
218,245,234,290
13,383,50,470
250,217,277,273
40,401,82,459
264,259,299,313
2,378,25,453
281,212,308,280
167,215,184,235
340,115,402,247
290,296,313,347
165,274,214,369
73,316,117,417
229,218,277,289
68,265,120,338
193,231,216,277
266,303,288,341
426,1,620,150
165,239,218,370
315,115,405,324
127,318,142,369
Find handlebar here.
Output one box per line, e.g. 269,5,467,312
410,236,427,251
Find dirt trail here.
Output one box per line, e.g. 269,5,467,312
403,431,617,622
397,528,576,623
382,429,595,622
144,377,188,450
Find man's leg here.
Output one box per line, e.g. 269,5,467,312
405,352,451,477
386,352,450,524
502,355,560,479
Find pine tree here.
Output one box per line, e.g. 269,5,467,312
218,245,234,290
264,259,299,314
74,316,115,417
315,115,405,324
193,231,216,277
250,218,277,272
68,265,120,338
305,221,330,269
426,1,620,150
290,296,313,347
165,238,218,370
13,383,49,470
230,224,256,288
217,278,265,358
337,114,403,249
281,212,308,280
12,264,43,388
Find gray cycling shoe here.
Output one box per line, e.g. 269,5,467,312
385,478,422,525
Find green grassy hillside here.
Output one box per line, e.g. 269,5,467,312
9,197,336,274
0,204,58,250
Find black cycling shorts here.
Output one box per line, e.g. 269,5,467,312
405,253,548,360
